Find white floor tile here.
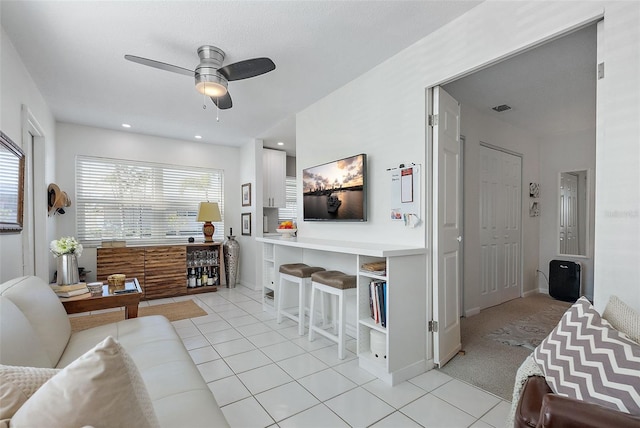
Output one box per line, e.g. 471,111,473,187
363,379,427,409
214,337,256,358
401,394,476,428
246,329,289,348
310,345,357,366
480,400,511,428
432,379,501,418
221,396,274,428
197,359,234,383
237,363,293,395
370,411,423,427
197,319,233,334
189,345,221,364
208,375,251,406
289,334,334,352
181,335,210,351
224,349,272,374
298,368,357,401
227,314,261,327
217,308,250,319
171,318,194,329
259,340,307,362
470,420,494,428
255,381,320,422
409,368,453,392
235,322,273,337
278,403,350,428
191,313,223,324
325,387,395,428
332,359,377,385
204,328,243,345
174,324,201,339
277,353,328,379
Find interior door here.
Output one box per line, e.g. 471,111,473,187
432,86,462,367
479,146,522,309
560,172,579,254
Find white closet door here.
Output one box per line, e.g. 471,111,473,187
479,146,521,309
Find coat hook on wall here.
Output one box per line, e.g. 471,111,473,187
48,183,71,216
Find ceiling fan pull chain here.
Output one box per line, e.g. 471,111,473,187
216,98,220,122
202,83,207,109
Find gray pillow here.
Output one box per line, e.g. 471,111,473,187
534,296,640,415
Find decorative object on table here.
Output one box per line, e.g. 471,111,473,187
50,236,83,285
50,283,90,298
0,131,25,233
276,220,297,238
47,183,72,216
241,183,251,207
241,212,251,236
223,228,239,288
196,201,221,242
529,201,540,217
87,282,104,297
107,274,126,292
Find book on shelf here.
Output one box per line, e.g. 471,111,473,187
360,261,387,276
56,287,90,297
58,291,92,301
50,283,87,293
368,280,387,327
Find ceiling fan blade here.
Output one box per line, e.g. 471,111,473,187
124,54,194,77
218,58,275,81
211,92,232,110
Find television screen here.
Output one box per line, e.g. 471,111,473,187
302,153,367,221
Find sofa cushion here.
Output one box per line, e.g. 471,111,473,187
0,276,71,367
0,365,60,419
10,336,160,428
534,296,640,415
0,298,52,368
603,295,640,344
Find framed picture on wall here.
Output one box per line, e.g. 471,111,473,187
241,212,251,236
241,183,251,207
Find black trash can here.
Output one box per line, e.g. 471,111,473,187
549,260,581,302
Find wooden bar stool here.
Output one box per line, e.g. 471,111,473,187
308,270,357,359
277,263,325,335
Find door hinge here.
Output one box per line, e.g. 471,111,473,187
597,62,605,80
428,320,438,332
428,114,439,127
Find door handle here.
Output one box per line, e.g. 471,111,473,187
456,236,462,242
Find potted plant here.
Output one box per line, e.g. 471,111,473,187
50,236,83,285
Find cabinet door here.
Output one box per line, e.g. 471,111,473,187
263,149,286,207
97,248,145,286
144,246,187,299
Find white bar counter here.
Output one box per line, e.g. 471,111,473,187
256,235,425,258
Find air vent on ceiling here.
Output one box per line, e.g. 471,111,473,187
492,104,512,112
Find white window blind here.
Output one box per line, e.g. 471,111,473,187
76,156,224,246
0,149,20,224
278,176,298,223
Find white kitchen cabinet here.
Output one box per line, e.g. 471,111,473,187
263,149,286,208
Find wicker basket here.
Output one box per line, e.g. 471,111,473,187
107,274,126,291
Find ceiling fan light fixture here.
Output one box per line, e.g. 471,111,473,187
195,72,228,97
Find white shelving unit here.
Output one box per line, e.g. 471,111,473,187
262,243,276,311
257,236,427,385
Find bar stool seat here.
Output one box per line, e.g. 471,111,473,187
308,270,357,359
277,263,325,335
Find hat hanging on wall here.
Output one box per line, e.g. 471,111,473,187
48,183,71,216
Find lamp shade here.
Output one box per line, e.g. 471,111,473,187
197,202,222,222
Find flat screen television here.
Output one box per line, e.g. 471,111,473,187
302,153,367,222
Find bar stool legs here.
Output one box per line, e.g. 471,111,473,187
276,264,325,336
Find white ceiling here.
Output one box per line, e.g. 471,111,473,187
1,0,483,156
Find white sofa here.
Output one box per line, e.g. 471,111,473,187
0,276,229,427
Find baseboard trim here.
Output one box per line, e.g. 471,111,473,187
522,289,540,298
465,307,480,317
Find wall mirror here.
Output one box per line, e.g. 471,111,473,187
558,169,589,256
0,131,25,233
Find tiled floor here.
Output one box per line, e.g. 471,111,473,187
121,286,510,427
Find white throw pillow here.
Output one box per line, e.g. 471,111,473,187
0,365,60,419
10,336,160,428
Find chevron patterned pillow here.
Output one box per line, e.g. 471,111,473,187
534,296,640,415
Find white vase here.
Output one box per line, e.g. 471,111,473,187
57,253,79,285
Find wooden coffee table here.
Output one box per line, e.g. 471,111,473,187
61,278,142,319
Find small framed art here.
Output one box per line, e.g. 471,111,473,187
241,213,251,236
242,183,251,207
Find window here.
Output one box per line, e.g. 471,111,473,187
278,176,298,223
76,156,224,246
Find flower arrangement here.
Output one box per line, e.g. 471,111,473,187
50,236,83,258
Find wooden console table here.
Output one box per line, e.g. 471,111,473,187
61,278,142,319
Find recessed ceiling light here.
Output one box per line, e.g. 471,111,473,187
277,141,284,146
195,135,202,139
121,123,131,128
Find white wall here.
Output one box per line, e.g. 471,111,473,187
237,140,261,290
538,130,596,299
297,1,640,312
54,123,241,282
0,27,56,283
458,103,541,315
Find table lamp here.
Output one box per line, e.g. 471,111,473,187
196,202,222,242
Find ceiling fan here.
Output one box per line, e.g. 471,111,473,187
125,45,275,110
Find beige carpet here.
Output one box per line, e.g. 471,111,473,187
70,300,207,332
438,294,570,400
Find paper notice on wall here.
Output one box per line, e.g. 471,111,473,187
390,164,421,223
